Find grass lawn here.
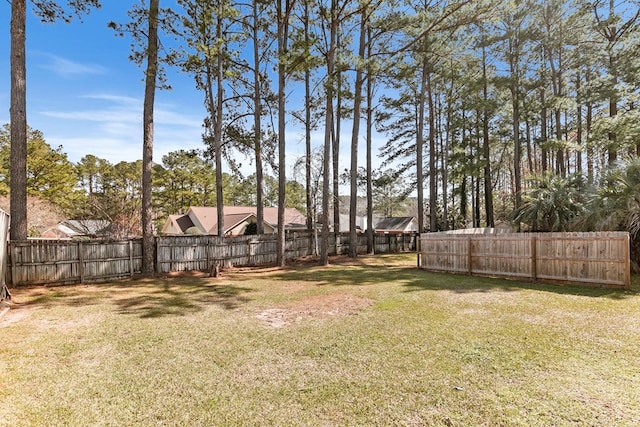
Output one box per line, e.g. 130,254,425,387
1,253,639,426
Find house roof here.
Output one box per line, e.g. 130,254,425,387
59,220,111,236
187,206,305,234
161,215,194,235
222,213,271,234
374,217,417,232
42,219,112,239
162,206,306,236
173,214,195,233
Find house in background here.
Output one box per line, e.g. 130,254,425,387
162,206,307,236
337,214,383,233
373,217,418,234
41,220,112,239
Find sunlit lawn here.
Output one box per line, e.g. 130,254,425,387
1,253,639,426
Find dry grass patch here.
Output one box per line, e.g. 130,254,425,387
256,293,373,328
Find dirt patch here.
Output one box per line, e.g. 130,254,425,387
0,303,33,328
256,293,372,328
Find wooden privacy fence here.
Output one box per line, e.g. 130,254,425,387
6,232,416,286
9,240,142,286
0,209,9,301
158,232,416,273
419,231,630,289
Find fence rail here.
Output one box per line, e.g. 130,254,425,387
6,232,416,286
419,231,630,289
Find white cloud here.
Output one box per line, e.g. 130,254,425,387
37,92,206,164
39,54,107,79
81,93,140,105
43,95,203,128
156,107,204,128
43,109,140,124
33,91,391,186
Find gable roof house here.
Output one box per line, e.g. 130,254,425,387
337,214,380,233
373,217,418,234
162,206,307,236
41,220,112,239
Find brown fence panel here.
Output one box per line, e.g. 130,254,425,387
285,232,313,259
8,231,417,286
534,232,630,287
8,239,142,286
419,231,630,289
472,236,532,279
80,240,142,281
156,234,284,273
373,234,417,254
420,236,468,273
9,240,78,285
157,236,212,273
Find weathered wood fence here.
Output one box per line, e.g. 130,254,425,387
0,209,9,301
6,232,416,286
419,231,630,289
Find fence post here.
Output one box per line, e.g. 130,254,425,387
623,233,631,287
9,242,16,287
467,238,473,275
129,240,134,278
206,238,211,270
78,241,85,283
530,236,537,281
155,237,161,275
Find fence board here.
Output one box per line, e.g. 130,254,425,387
419,231,630,289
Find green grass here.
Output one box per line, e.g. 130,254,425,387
1,253,639,426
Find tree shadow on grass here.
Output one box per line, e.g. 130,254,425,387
9,285,111,308
115,277,254,318
401,270,638,300
9,275,254,319
276,261,638,300
275,263,407,287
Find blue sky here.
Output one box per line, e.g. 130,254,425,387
0,1,388,183
0,2,219,166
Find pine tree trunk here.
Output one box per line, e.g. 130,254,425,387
365,26,374,254
416,59,427,233
349,8,366,258
320,0,337,266
215,15,225,242
141,0,159,276
253,0,264,236
427,71,437,232
576,74,583,174
366,75,374,254
333,64,341,236
10,0,28,241
481,42,494,227
303,2,313,243
276,0,289,267
509,35,522,211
